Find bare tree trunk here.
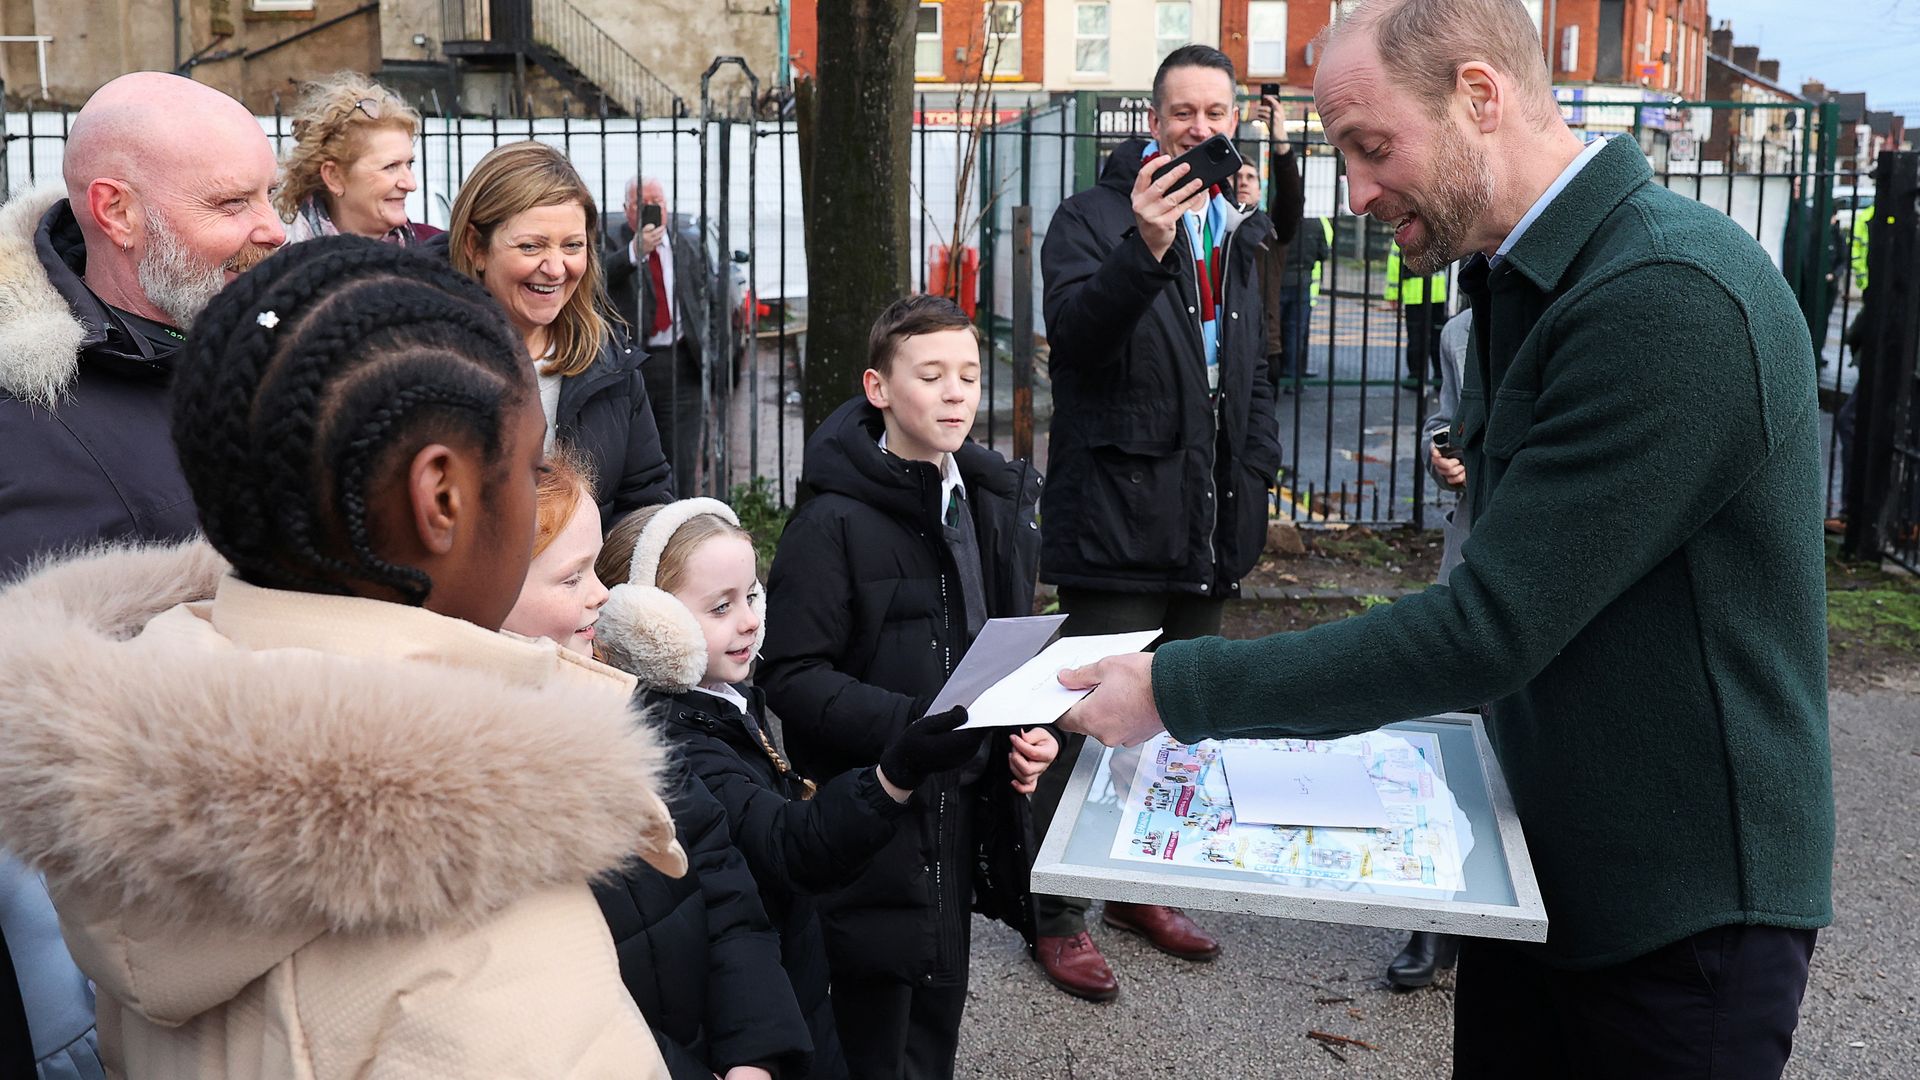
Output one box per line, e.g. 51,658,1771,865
797,0,916,439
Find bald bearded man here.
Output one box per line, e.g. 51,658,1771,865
0,72,281,1080
0,71,283,573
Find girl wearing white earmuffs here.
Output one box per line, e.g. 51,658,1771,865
593,498,984,1080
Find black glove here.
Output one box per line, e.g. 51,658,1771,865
878,706,985,791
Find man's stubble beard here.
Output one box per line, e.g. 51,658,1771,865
1399,119,1496,277
137,206,275,329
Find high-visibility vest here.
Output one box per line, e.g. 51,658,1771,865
1851,206,1873,292
1309,217,1333,303
1384,244,1447,306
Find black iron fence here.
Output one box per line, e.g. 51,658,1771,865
1,82,1870,530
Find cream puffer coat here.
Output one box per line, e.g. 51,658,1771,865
0,541,689,1079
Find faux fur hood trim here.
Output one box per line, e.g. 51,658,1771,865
0,541,679,936
0,185,86,407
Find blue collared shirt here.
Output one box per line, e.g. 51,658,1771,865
1492,135,1610,267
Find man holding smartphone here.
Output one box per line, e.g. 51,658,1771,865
1031,43,1282,1003
605,175,711,491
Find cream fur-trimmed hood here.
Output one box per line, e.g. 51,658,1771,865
0,184,87,408
0,542,682,949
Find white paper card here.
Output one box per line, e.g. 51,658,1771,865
926,615,1069,715
958,629,1163,729
1222,746,1394,830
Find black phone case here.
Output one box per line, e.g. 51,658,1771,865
1149,134,1244,193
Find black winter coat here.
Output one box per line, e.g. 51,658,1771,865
1040,139,1284,596
419,233,675,525
648,684,914,1080
0,196,199,578
593,764,811,1079
759,398,1041,984
561,333,677,525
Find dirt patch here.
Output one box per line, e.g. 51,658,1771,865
1242,524,1445,596
1826,544,1920,694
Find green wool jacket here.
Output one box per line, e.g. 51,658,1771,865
1153,136,1834,968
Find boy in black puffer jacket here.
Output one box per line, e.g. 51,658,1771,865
758,295,1054,1080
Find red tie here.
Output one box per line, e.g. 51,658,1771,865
646,249,672,337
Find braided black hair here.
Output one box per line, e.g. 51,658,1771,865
172,234,533,604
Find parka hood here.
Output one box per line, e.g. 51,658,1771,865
0,541,683,1025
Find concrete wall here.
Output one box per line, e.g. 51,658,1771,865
578,0,780,108
2,0,379,112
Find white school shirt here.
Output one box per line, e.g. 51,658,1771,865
630,230,678,349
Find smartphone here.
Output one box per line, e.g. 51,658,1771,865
641,203,662,229
1261,82,1280,97
1149,133,1245,194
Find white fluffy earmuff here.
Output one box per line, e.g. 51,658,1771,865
596,497,768,691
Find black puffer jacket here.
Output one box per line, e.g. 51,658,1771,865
593,764,811,1080
420,233,674,525
648,683,913,1080
1040,138,1283,596
0,192,200,578
759,398,1041,984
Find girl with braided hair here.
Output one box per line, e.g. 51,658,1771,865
446,140,674,528
0,235,686,1079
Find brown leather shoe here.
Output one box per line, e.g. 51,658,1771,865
1033,932,1119,1002
1103,902,1221,961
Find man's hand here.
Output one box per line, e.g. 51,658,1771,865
1429,440,1467,489
1259,95,1290,153
1007,727,1059,794
721,1068,773,1080
1132,157,1209,263
638,221,666,258
1058,652,1166,748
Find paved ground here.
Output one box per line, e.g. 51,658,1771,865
955,684,1920,1078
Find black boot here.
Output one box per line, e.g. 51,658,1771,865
1386,931,1460,990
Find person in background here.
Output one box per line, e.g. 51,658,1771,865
1278,217,1332,387
274,72,441,246
1385,241,1449,391
448,142,674,527
605,176,713,492
1034,42,1283,1001
1383,307,1474,991
1251,94,1309,391
0,71,286,1080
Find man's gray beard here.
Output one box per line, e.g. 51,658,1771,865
1400,121,1496,277
136,207,226,329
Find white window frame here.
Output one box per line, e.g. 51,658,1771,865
1074,1,1111,78
250,0,315,10
1155,1,1193,64
1246,1,1288,78
984,1,1022,80
915,3,943,81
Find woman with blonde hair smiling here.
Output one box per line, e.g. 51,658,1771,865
447,140,673,525
275,72,439,245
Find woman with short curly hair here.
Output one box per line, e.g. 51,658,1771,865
275,72,439,245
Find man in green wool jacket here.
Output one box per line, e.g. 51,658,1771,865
1059,1,1833,1076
